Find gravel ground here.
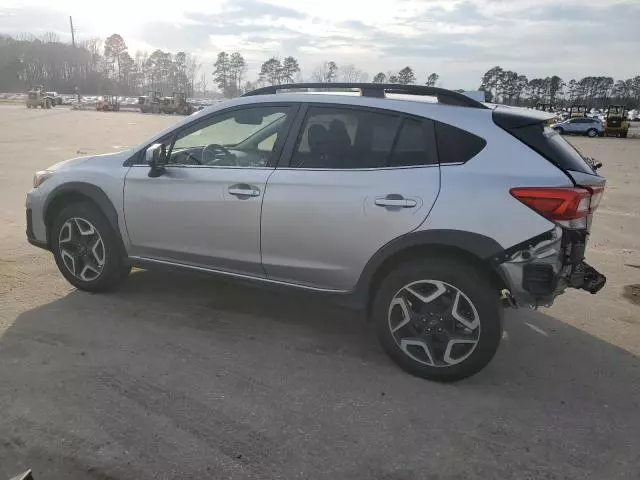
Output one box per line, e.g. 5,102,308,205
0,106,639,480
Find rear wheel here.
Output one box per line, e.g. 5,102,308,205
51,203,130,292
373,257,503,382
586,128,597,138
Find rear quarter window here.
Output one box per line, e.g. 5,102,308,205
434,122,487,164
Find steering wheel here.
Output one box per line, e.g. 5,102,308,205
183,151,202,165
202,143,237,166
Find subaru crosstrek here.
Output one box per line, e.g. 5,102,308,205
26,84,607,381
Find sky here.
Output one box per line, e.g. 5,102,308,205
0,0,638,89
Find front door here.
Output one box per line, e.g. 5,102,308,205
261,105,441,291
123,104,293,276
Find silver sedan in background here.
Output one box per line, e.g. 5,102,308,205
551,117,604,137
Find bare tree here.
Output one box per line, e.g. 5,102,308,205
339,64,367,82
311,61,338,82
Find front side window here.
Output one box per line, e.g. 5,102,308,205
289,106,435,169
167,106,290,167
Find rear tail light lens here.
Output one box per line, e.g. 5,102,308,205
589,187,604,211
510,187,603,228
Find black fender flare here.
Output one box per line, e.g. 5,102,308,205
349,229,506,308
42,182,121,242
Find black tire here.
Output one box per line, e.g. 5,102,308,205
621,132,628,139
372,257,503,382
555,127,564,135
51,202,130,292
586,128,597,138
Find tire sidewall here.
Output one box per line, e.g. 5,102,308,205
51,202,127,292
373,258,503,382
587,128,597,137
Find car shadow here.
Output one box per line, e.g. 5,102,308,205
1,269,639,479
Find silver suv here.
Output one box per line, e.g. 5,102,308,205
26,84,607,381
551,117,604,137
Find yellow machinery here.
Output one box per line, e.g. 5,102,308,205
138,91,162,114
604,105,629,138
159,92,194,115
569,105,588,118
26,86,55,109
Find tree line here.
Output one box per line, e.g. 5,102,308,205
0,32,638,108
480,66,640,108
0,33,200,96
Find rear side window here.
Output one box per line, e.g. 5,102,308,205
386,119,428,167
435,122,487,164
290,106,436,169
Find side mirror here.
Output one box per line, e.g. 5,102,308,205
146,143,167,177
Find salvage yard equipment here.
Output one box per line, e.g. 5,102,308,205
45,91,63,105
604,105,629,138
569,105,588,118
25,86,56,109
160,92,194,115
96,95,120,112
138,91,162,113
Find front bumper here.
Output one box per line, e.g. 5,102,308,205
499,226,606,307
26,189,49,250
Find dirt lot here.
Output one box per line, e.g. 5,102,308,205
1,106,639,479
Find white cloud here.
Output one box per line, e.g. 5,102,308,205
0,0,638,88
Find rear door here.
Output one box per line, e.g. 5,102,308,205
260,104,441,291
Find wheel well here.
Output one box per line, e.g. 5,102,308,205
365,244,506,316
44,192,102,247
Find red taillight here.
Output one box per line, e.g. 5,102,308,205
510,187,601,222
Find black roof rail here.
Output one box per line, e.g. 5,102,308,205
242,83,488,109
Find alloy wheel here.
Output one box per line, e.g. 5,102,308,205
58,217,106,282
388,280,481,367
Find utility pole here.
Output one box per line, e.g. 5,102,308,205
69,16,76,47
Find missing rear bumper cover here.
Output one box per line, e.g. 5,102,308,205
499,226,606,307
567,262,606,294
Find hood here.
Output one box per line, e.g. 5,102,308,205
47,155,94,171
49,149,134,171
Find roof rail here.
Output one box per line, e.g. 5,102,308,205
242,83,488,109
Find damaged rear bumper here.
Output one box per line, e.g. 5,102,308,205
499,226,606,308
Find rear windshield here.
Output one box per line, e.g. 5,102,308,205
543,126,595,174
493,109,595,175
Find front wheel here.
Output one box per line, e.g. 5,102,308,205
586,128,598,138
51,203,130,292
373,257,503,382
